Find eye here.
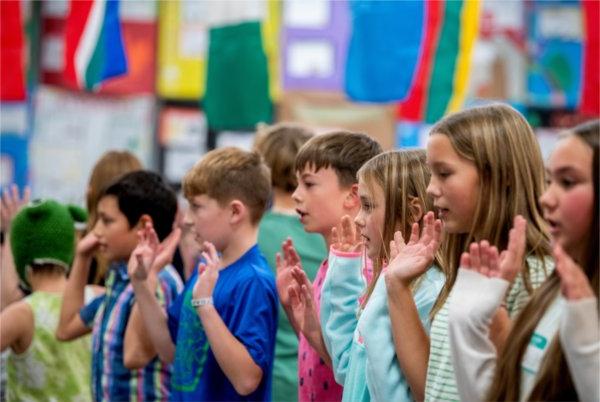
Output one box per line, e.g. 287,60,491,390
304,181,315,188
361,201,373,212
559,177,576,188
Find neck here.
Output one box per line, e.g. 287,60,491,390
271,188,297,215
29,274,67,293
219,224,259,268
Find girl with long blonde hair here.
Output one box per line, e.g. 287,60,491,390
384,104,552,401
449,120,599,401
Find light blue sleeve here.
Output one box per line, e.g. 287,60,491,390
362,267,445,402
320,249,365,385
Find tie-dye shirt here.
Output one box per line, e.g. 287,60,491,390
80,262,183,402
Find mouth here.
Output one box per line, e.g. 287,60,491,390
360,234,370,243
296,209,308,221
436,207,450,219
546,218,561,234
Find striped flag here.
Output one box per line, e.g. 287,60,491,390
398,0,481,123
63,0,127,91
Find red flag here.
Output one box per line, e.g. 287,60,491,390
0,0,26,101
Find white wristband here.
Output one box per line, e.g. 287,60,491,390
191,297,213,308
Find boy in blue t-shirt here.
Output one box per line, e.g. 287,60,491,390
127,147,278,401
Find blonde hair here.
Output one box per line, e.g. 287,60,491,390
253,123,314,192
358,150,441,305
487,119,599,401
430,104,551,317
182,147,271,224
86,150,142,230
295,131,382,187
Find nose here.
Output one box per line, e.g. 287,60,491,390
291,186,302,204
183,208,194,227
539,185,556,212
92,219,103,237
426,177,441,198
354,210,365,229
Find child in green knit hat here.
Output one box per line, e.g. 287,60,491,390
0,199,94,402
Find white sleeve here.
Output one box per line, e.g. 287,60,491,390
448,269,510,402
559,297,599,402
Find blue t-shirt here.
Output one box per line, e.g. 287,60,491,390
167,245,278,401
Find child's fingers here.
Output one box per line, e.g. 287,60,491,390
480,241,490,276
301,284,313,308
469,243,481,271
341,215,354,244
409,222,420,244
460,252,471,270
488,246,500,277
331,227,339,246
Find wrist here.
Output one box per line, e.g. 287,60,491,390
191,296,213,309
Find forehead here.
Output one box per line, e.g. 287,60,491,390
426,133,459,161
97,195,120,213
548,136,592,174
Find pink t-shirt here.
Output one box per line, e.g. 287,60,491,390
298,259,343,402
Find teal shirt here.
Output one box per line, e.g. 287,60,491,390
258,210,327,402
321,249,445,402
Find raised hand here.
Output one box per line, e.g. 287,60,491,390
496,215,527,283
128,221,159,282
554,244,594,300
331,215,363,253
1,185,30,233
288,267,321,343
193,242,220,299
386,211,442,286
276,238,302,307
460,241,501,279
76,231,100,258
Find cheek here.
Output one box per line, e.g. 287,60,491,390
562,188,594,238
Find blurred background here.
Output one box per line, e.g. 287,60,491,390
1,0,598,205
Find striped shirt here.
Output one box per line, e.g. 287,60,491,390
424,257,552,402
80,262,183,402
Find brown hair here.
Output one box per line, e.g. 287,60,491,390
253,123,314,192
358,150,442,305
429,104,552,317
182,147,271,224
295,131,382,187
487,119,599,401
86,150,142,230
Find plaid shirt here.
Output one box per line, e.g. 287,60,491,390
80,262,183,401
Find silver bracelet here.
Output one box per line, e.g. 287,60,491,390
191,297,213,308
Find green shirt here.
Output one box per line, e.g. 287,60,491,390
7,292,91,402
258,211,327,402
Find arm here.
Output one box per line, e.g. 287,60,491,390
0,301,33,353
448,268,509,402
384,213,442,402
193,242,265,396
0,185,29,310
555,244,599,402
124,223,181,367
1,237,24,310
56,232,98,341
320,248,364,384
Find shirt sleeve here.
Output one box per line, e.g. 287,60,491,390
559,297,599,402
79,294,105,327
228,274,279,373
448,268,510,402
320,248,365,385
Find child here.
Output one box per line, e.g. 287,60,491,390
1,200,91,401
56,170,183,401
384,104,552,401
85,150,142,285
125,147,279,401
254,123,328,402
277,131,381,402
448,119,599,401
319,150,445,402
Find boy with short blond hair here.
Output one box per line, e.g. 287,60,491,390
278,131,381,402
126,147,278,402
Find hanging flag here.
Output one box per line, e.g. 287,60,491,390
1,0,26,101
580,0,599,116
63,0,127,91
345,1,424,102
398,0,481,123
203,21,272,130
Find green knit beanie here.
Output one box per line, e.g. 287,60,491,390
10,200,87,288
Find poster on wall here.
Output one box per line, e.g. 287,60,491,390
159,107,207,184
30,86,155,205
526,1,582,108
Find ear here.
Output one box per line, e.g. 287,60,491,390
228,200,247,225
408,197,424,223
343,183,360,210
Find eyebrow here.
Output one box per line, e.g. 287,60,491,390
546,165,581,175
